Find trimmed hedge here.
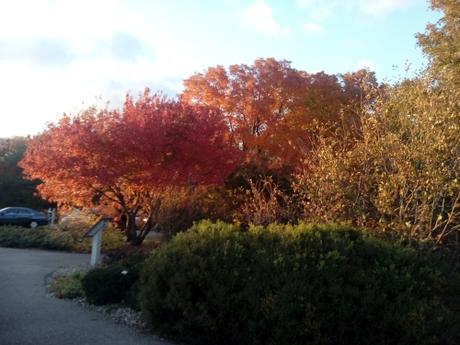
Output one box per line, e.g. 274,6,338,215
139,221,460,345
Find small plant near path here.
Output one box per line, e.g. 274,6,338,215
49,272,85,299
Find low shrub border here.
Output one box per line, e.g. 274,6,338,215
138,221,460,345
0,226,70,250
0,225,125,253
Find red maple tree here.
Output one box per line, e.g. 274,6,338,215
20,90,240,245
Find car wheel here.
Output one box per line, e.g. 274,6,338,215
30,221,38,229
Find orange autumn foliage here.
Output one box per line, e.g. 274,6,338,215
182,58,377,170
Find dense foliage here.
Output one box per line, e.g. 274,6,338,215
182,58,376,171
0,224,124,252
290,0,460,260
0,226,67,250
138,221,460,345
145,186,233,240
82,251,146,306
294,74,460,244
20,92,239,245
417,0,460,82
0,137,50,209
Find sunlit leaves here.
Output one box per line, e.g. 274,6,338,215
20,91,240,244
182,58,376,171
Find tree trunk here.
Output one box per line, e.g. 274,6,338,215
125,213,139,245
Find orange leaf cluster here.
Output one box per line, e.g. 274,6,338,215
182,58,376,170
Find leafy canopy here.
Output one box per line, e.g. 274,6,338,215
20,91,240,244
182,58,376,170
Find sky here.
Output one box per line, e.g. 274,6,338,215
0,0,440,138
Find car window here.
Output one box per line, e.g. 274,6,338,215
17,209,32,215
4,210,17,215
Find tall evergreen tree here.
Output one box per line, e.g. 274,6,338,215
0,137,50,209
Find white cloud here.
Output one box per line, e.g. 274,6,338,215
360,0,415,14
296,0,416,20
0,0,226,137
296,0,340,21
302,22,323,33
0,55,185,137
242,0,291,35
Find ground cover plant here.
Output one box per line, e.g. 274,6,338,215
49,272,85,299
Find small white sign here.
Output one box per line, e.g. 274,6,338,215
84,216,111,266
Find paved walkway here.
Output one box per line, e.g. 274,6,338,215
0,247,173,345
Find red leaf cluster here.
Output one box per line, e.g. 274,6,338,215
20,91,240,209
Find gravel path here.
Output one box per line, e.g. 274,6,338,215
0,247,174,345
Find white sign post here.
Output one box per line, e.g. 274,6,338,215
47,208,57,224
84,216,111,267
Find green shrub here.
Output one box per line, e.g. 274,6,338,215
49,272,85,299
48,226,124,253
152,186,232,239
139,221,460,345
82,251,147,307
0,225,71,250
104,243,157,264
0,220,125,253
117,250,149,309
51,212,125,252
82,264,136,305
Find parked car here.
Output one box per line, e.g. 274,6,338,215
0,207,49,228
